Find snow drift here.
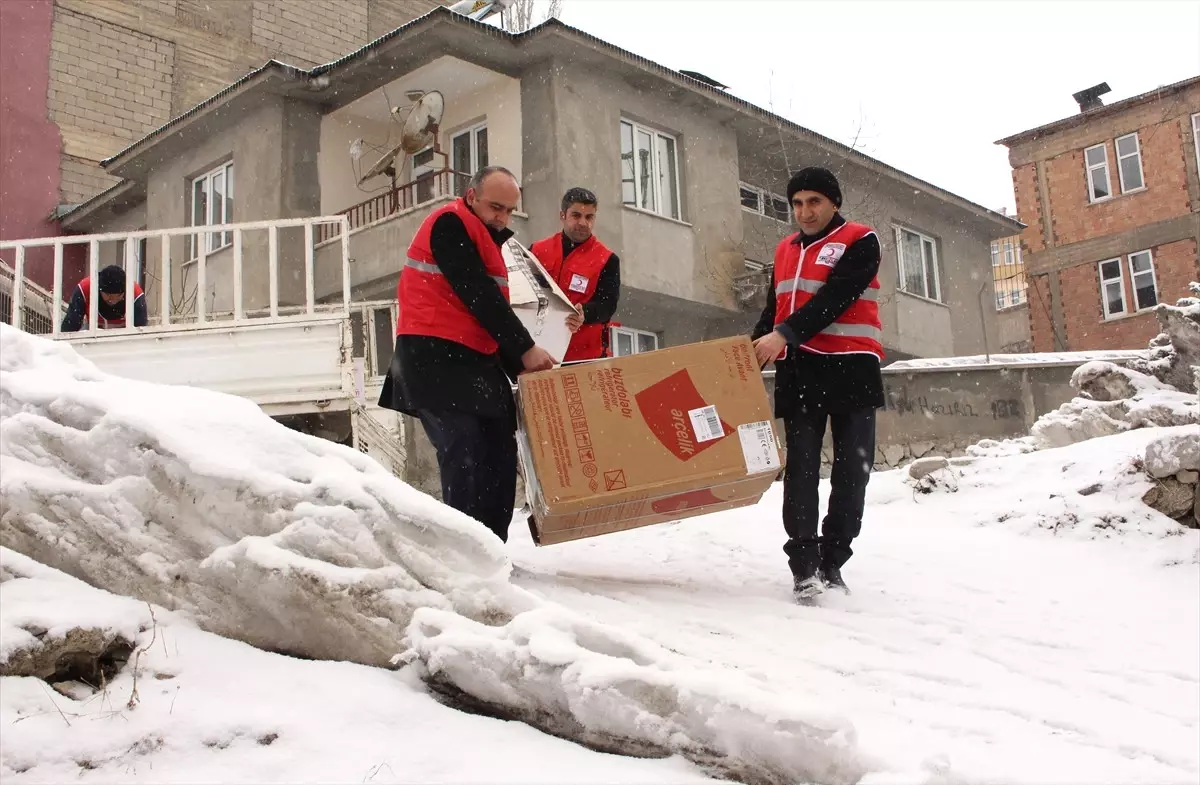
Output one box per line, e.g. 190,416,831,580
0,324,871,785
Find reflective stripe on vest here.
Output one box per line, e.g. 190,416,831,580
776,276,880,301
405,257,508,289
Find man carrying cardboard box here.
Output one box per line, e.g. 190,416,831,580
529,187,621,362
751,167,885,602
379,166,558,542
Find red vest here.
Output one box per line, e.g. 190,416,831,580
529,233,614,361
772,221,884,360
397,199,510,354
76,277,145,329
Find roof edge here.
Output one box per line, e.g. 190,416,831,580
528,18,1023,231
101,60,306,170
995,74,1200,147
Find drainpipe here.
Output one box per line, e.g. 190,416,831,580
978,279,992,364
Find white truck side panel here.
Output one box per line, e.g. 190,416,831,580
62,319,348,407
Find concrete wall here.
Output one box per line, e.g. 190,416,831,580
438,74,522,183
143,95,322,318
519,58,745,313
319,114,397,216
34,0,440,207
760,359,1099,474
997,303,1032,352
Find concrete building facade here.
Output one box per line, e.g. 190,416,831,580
44,7,1021,370
0,0,440,267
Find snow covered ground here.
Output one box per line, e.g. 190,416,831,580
3,324,1198,784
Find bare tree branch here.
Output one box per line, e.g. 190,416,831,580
501,0,562,32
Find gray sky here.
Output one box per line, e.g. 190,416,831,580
555,0,1200,212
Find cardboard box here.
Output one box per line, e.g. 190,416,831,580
516,336,784,545
503,238,577,364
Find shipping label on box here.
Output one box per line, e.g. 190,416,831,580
516,336,784,545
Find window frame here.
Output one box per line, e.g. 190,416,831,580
1191,113,1200,174
738,181,791,223
1097,257,1126,319
450,122,488,194
188,161,234,259
610,325,659,357
1114,132,1145,194
620,119,682,221
1126,249,1158,313
893,225,943,303
1084,142,1112,204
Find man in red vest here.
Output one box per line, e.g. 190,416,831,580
61,264,147,332
529,187,620,362
378,166,557,542
751,167,885,602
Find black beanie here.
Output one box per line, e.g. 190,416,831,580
786,167,842,208
98,265,126,294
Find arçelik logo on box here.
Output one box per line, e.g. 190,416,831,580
634,369,732,462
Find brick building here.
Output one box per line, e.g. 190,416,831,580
0,0,440,283
996,76,1200,352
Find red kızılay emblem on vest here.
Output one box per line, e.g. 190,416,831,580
634,369,732,461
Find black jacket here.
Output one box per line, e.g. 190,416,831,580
60,284,148,332
378,208,535,421
752,214,885,415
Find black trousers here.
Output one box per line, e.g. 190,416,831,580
416,408,517,542
782,406,876,577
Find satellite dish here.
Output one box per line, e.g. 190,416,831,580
356,89,446,187
400,90,444,154
359,141,406,184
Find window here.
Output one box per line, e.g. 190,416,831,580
1192,113,1199,172
1098,250,1158,319
1098,258,1125,318
894,226,941,302
1084,143,1111,203
189,162,233,258
1114,133,1144,193
990,242,1001,267
738,182,791,223
620,120,681,220
611,326,659,357
451,123,488,195
412,148,437,204
1128,250,1157,311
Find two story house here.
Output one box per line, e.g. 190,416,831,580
55,7,1022,378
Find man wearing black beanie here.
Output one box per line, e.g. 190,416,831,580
751,166,884,602
61,264,148,332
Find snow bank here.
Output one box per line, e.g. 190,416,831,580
0,548,717,784
968,362,1197,459
1,324,515,667
402,605,868,785
1,324,877,783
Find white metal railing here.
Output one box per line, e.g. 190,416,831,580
0,258,55,335
0,215,352,337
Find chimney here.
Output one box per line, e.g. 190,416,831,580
1072,82,1111,113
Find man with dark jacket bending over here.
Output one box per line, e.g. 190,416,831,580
379,166,557,542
